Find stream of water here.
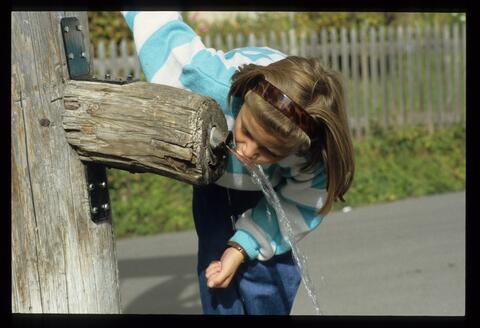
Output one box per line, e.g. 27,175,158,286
226,144,322,315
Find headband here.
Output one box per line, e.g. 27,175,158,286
250,77,318,139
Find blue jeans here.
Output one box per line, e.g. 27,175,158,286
192,183,301,315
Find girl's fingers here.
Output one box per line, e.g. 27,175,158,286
205,261,221,280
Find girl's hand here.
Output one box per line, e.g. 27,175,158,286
205,247,245,288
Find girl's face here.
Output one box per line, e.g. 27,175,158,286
233,104,288,166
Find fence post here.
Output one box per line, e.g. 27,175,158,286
405,25,414,125
452,23,461,123
350,26,360,138
96,40,106,78
330,27,339,71
299,30,307,57
414,25,424,125
289,29,298,55
360,25,369,135
443,24,453,123
320,27,329,68
369,27,379,126
397,26,406,126
309,31,318,58
120,38,129,78
424,25,434,133
433,23,443,127
108,40,117,77
378,25,388,128
269,30,278,51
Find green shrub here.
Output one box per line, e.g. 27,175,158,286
333,123,466,211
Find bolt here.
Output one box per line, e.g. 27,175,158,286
99,181,107,188
68,53,74,60
105,74,111,80
39,118,50,127
91,207,98,214
81,52,86,58
63,26,69,33
101,203,110,210
76,25,83,31
88,183,95,191
127,74,133,81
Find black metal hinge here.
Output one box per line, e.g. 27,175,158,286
85,163,111,223
61,16,139,222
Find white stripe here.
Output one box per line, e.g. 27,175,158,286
226,115,234,130
214,170,282,191
150,36,205,88
133,11,182,52
235,211,276,261
217,51,267,69
279,200,315,243
280,183,327,209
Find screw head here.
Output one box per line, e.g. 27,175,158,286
101,203,110,210
105,74,111,79
91,207,98,214
99,181,107,188
68,53,74,60
63,26,69,33
88,183,95,191
81,52,86,58
76,25,83,31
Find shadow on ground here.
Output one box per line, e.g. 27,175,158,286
118,254,201,314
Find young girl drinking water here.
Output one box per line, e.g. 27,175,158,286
122,11,355,315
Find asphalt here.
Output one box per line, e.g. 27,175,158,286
115,191,465,315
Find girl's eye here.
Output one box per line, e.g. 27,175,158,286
261,147,277,158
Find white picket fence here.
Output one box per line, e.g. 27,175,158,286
92,23,466,136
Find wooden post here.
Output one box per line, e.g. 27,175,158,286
12,11,121,313
62,80,228,185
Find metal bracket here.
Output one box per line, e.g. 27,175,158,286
61,17,138,222
85,163,111,223
60,17,90,80
60,16,139,84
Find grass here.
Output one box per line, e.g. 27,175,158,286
108,123,465,239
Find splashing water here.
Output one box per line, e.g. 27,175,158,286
226,143,322,315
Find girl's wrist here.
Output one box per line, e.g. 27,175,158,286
227,240,248,263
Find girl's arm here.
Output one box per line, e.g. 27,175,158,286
229,155,328,261
122,11,286,117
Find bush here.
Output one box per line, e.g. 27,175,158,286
333,123,466,211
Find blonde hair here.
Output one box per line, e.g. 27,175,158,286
228,56,355,215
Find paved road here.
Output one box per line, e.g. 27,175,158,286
116,191,465,315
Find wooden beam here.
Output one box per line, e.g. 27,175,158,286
62,80,228,186
12,11,121,314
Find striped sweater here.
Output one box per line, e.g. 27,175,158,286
121,11,328,261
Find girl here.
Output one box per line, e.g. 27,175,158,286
121,11,355,315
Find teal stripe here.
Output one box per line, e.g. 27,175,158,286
229,229,260,260
297,206,324,229
251,198,280,238
224,47,285,62
180,49,236,113
311,169,327,189
225,154,251,175
124,11,138,30
138,20,196,82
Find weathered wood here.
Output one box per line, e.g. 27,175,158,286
12,11,121,313
62,80,228,186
